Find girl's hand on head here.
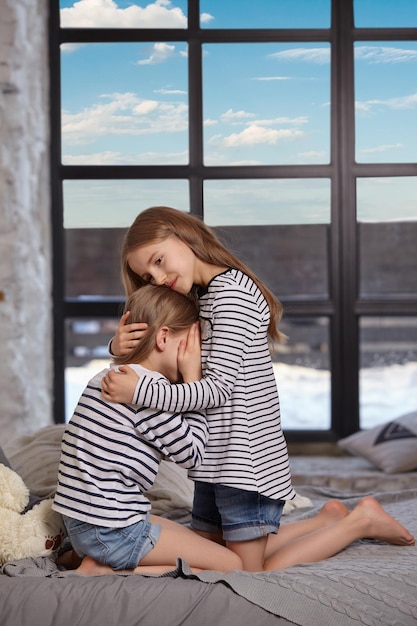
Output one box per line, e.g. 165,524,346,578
178,322,202,383
110,311,148,356
101,365,139,403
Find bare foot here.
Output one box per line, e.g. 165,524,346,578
353,497,415,546
56,549,83,570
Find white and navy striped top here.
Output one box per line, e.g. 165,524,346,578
133,269,295,502
53,364,208,527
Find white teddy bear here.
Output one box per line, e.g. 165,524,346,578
0,463,66,565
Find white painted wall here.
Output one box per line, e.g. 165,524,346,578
0,0,52,443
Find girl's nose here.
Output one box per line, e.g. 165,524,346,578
153,269,167,286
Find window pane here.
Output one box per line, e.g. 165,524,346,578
64,179,189,228
64,179,189,298
61,43,188,165
204,179,331,225
354,0,417,27
355,42,417,163
203,43,330,165
274,317,331,431
66,318,119,421
357,177,417,222
66,228,125,298
214,225,329,299
201,0,330,28
357,178,417,297
205,179,330,299
359,317,417,429
60,0,188,28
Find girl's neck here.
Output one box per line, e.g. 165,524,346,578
195,259,229,287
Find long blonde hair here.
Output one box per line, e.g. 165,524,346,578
113,284,199,366
121,206,285,342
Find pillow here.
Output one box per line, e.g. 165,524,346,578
0,446,12,469
5,425,66,499
338,410,417,473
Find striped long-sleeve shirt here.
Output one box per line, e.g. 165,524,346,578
53,364,208,527
132,269,295,501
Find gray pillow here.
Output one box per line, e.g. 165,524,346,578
0,446,12,468
338,411,417,474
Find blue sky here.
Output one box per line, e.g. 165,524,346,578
59,0,417,227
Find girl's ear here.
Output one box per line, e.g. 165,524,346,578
155,326,169,352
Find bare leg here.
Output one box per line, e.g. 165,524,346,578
76,515,242,577
77,556,201,576
225,500,350,571
265,500,349,559
226,536,268,573
264,496,415,571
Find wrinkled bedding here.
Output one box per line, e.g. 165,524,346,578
1,426,417,626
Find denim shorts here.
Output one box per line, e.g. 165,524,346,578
62,514,161,570
191,481,285,542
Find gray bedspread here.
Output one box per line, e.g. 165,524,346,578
1,486,416,626
189,487,417,626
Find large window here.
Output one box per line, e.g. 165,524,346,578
51,0,417,441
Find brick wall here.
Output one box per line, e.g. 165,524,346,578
0,0,52,443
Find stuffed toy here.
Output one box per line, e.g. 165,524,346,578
0,463,66,565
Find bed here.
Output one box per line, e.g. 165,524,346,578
1,424,417,626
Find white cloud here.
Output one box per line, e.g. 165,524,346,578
132,100,159,114
63,149,188,165
267,45,417,66
200,12,214,24
252,116,308,127
359,143,403,154
378,93,417,110
138,42,176,65
60,0,187,28
63,151,127,164
219,110,307,128
154,88,187,95
268,48,330,64
355,46,417,64
298,150,327,160
221,109,255,123
203,118,218,127
62,91,188,144
253,76,291,81
215,124,304,148
356,92,417,113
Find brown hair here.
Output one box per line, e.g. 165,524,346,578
113,284,199,366
121,206,285,342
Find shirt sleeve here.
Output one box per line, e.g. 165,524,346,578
132,282,266,413
132,377,208,469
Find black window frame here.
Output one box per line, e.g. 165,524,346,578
49,0,417,442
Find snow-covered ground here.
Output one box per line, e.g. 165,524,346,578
65,359,417,430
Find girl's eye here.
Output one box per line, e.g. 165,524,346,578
155,257,162,265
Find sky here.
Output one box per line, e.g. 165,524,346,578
59,0,417,228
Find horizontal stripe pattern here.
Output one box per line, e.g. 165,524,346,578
133,269,295,501
53,364,208,527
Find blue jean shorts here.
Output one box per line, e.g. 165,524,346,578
62,513,161,570
191,482,285,542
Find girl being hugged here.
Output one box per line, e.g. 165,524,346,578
53,284,242,576
103,207,414,571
